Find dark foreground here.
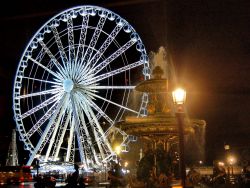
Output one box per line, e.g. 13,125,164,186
0,182,249,188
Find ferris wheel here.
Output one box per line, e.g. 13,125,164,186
13,5,150,169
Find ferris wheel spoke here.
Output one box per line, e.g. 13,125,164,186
27,57,64,81
74,59,86,79
26,93,68,165
74,15,89,81
44,102,68,162
84,85,136,90
39,40,68,78
70,94,89,167
71,59,78,82
51,26,69,66
67,16,76,79
75,14,89,63
83,16,107,67
18,93,62,120
104,124,119,137
84,98,110,141
37,94,70,157
73,95,91,137
67,16,75,64
83,60,144,86
88,24,123,68
15,88,61,100
21,76,61,85
65,114,74,162
75,62,94,82
74,95,101,165
65,117,75,162
84,108,106,161
84,100,113,160
26,98,61,138
35,47,46,64
83,39,136,78
51,111,71,160
86,90,139,115
74,86,96,98
74,94,93,135
86,99,114,125
76,94,106,163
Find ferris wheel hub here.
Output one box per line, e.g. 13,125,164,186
63,79,74,92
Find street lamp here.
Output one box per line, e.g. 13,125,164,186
114,145,122,164
227,155,236,176
228,156,236,166
115,145,121,155
172,88,186,106
124,161,128,168
172,88,187,188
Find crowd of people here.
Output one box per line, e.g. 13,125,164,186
33,161,250,188
107,161,127,187
65,164,85,188
34,164,85,188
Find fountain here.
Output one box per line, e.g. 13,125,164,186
116,63,206,187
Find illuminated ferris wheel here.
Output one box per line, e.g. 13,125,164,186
13,5,150,169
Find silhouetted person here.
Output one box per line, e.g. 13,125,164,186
186,167,201,188
212,163,226,186
66,164,79,187
108,162,125,187
241,166,250,188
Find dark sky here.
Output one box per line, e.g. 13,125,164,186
0,0,250,165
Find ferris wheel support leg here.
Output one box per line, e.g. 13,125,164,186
65,122,75,162
83,106,105,164
87,104,113,156
77,107,101,166
52,113,71,160
27,94,67,165
71,95,89,168
75,94,102,167
44,103,67,161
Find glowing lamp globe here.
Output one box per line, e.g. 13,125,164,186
172,88,186,105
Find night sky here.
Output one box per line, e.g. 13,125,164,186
0,0,250,165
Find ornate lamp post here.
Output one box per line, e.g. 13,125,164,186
227,155,236,176
172,88,187,188
224,144,230,181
